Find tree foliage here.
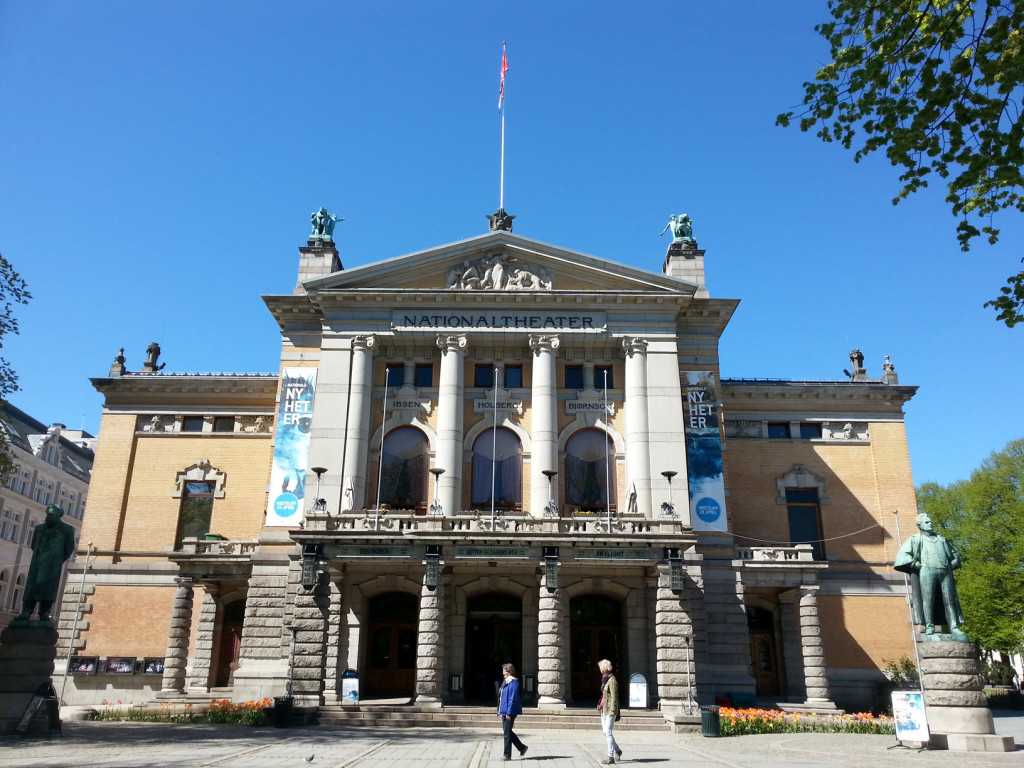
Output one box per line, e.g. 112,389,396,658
0,252,31,478
778,0,1024,326
916,438,1024,653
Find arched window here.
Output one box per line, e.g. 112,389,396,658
471,428,522,509
565,428,616,512
379,427,429,511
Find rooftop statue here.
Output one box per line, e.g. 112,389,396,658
16,504,76,622
660,213,694,243
311,207,343,240
894,512,968,639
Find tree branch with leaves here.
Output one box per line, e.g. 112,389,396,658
0,252,31,478
778,0,1024,326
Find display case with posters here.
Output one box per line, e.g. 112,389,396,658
69,656,99,675
105,656,137,675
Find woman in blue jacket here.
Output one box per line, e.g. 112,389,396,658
498,663,528,760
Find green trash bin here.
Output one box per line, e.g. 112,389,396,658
272,696,293,728
700,705,721,737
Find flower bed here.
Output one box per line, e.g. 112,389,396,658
717,707,894,736
86,698,272,726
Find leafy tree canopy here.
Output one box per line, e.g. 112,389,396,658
0,252,31,478
916,438,1024,653
778,0,1024,326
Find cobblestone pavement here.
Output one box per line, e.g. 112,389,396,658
0,716,1020,768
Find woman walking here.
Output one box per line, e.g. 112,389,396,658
597,659,622,764
498,663,528,761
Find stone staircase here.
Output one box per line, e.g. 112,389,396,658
315,705,693,731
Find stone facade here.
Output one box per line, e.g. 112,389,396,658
58,227,921,718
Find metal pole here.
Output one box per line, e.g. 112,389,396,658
59,543,93,704
604,369,611,529
375,368,390,531
893,511,925,692
490,367,498,529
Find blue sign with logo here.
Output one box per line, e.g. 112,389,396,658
273,493,300,519
695,497,721,523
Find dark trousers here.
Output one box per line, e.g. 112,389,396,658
502,715,525,757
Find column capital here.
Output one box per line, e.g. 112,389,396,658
351,334,377,352
436,333,468,353
174,576,194,589
621,336,648,356
528,334,560,353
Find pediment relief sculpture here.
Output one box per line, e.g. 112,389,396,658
446,253,553,291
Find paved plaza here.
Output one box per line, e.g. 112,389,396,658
1,713,1021,768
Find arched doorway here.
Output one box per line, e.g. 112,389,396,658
747,606,781,696
364,592,418,698
379,426,429,514
214,598,246,688
570,595,623,703
465,593,522,703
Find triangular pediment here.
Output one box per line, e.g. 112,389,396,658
302,232,696,295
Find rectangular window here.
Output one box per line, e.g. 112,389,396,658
414,364,433,388
564,366,583,389
799,423,822,439
177,481,215,545
595,366,614,389
213,417,235,433
182,417,205,432
786,488,824,560
474,365,494,388
504,365,523,389
767,422,790,439
385,366,404,387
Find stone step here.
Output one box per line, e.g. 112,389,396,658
315,706,685,731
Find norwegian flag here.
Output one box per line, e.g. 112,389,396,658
498,45,508,110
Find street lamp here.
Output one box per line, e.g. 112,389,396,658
429,467,445,515
661,470,678,517
310,467,328,513
542,469,558,517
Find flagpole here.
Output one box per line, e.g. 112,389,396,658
375,367,390,531
490,367,498,529
499,41,507,211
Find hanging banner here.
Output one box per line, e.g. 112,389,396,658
266,368,317,527
682,371,728,532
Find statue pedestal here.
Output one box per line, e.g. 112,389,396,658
0,621,59,736
918,636,1013,752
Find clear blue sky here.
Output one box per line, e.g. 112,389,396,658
2,2,1021,488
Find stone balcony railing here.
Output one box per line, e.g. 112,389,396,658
300,509,685,536
176,537,260,556
737,544,816,563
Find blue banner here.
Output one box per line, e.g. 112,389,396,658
266,368,317,527
682,371,728,532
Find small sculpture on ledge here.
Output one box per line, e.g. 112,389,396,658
487,207,516,232
310,207,343,241
660,214,694,243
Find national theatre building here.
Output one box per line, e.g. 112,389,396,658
58,213,919,719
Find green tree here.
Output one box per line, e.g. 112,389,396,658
0,251,31,478
778,1,1024,326
916,438,1024,653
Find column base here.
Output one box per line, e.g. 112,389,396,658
414,694,444,708
930,733,1014,752
535,696,567,710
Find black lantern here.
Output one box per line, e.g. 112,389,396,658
425,544,442,590
542,546,559,592
301,543,323,590
665,547,684,593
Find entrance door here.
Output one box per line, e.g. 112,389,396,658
214,599,245,688
569,595,623,703
464,593,522,703
747,607,781,696
364,592,418,698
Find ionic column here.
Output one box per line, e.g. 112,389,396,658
536,577,567,709
798,586,833,705
341,335,377,510
187,583,220,691
159,577,195,697
622,337,652,517
529,335,560,517
436,334,468,515
414,572,445,706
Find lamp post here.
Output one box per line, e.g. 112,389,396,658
310,466,327,512
429,467,445,515
661,470,678,517
542,469,558,517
